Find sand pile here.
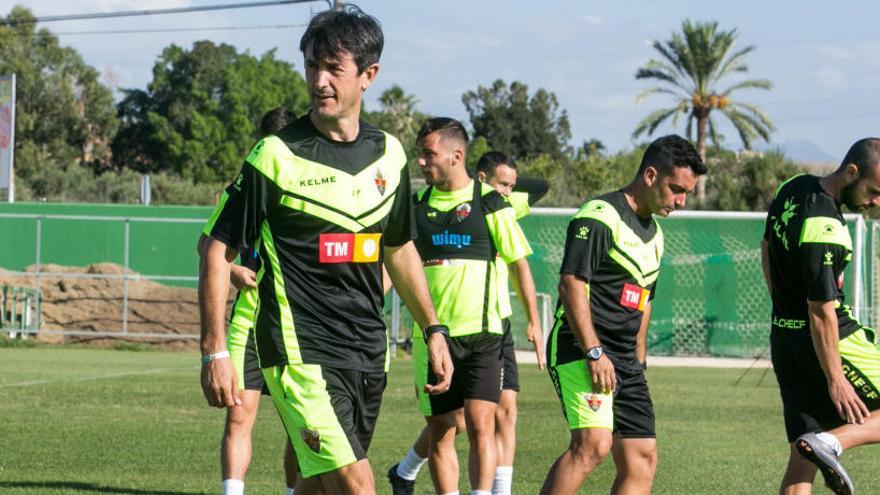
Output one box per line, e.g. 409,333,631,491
0,263,235,347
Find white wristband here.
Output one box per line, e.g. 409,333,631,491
201,350,230,365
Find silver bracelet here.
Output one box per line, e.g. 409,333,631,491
201,350,230,365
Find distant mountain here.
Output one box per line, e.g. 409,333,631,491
757,139,836,167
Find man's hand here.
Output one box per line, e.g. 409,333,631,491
200,357,241,408
230,265,257,290
526,320,545,370
587,354,616,394
828,375,870,424
424,333,453,395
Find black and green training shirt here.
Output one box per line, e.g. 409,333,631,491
548,191,663,370
204,115,414,373
413,180,532,338
763,174,859,338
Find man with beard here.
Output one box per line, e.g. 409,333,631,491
762,138,880,495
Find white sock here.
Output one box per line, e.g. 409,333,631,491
816,432,844,456
396,447,427,481
440,492,460,495
285,487,295,495
492,466,513,495
471,491,491,495
222,479,244,495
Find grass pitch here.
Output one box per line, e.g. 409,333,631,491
0,344,877,494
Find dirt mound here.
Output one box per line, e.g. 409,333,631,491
0,263,235,348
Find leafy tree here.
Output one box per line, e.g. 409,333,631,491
113,41,309,182
462,80,571,160
362,85,428,172
633,20,774,160
0,6,118,193
704,149,802,211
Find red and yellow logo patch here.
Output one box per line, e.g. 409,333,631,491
319,233,382,263
620,283,650,311
585,393,603,412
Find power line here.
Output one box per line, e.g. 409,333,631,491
0,0,332,26
24,23,309,36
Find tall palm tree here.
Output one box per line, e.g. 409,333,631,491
633,20,774,163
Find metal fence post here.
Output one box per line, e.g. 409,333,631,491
123,219,130,335
33,217,41,331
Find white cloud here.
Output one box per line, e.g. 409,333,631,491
814,67,846,90
580,14,603,26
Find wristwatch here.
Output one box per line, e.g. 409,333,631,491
423,324,450,343
585,346,603,361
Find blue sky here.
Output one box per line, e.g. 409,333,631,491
6,0,880,161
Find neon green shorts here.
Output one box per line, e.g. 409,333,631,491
549,359,614,430
262,364,386,478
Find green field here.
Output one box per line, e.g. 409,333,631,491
0,345,877,494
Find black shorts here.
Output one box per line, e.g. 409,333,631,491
771,328,880,442
241,328,269,394
419,332,503,416
321,367,387,458
612,364,656,438
501,319,520,391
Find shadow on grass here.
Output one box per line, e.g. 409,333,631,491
0,481,209,495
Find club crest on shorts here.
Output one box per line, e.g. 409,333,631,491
455,202,472,222
585,393,603,412
374,168,387,196
300,428,321,453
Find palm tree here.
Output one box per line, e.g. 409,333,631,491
633,20,774,163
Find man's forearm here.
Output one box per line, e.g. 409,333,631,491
509,257,540,324
384,241,439,329
198,239,236,355
808,301,844,382
559,274,600,350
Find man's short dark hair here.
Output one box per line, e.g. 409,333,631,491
417,117,469,149
638,135,706,176
476,151,515,176
839,138,880,175
260,107,296,137
299,4,383,73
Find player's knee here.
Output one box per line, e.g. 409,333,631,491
570,434,612,467
226,405,256,433
496,402,517,426
631,448,658,478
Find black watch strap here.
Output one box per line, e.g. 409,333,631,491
423,324,450,342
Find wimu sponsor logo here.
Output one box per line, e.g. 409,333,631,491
431,230,471,249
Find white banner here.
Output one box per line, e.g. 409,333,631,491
0,74,15,200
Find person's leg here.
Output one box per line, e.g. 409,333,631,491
284,439,300,494
222,390,262,481
221,321,262,495
492,390,516,495
609,437,657,495
263,364,374,495
427,410,462,494
541,359,614,495
608,367,657,495
493,321,519,495
540,428,613,495
780,442,819,495
465,399,498,492
313,459,375,494
787,327,880,494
